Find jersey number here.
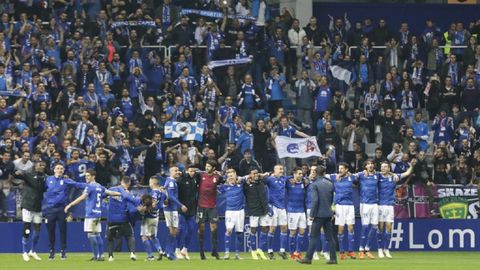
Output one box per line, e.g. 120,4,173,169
78,164,87,178
96,193,102,208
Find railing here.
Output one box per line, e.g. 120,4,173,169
348,45,468,56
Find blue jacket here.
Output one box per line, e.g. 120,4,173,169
251,0,270,21
107,186,141,223
42,176,87,215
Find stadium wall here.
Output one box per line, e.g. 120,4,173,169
312,2,480,35
0,219,478,253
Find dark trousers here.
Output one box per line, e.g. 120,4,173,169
45,210,67,251
306,217,336,261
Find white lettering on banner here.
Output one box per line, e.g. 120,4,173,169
409,222,425,249
428,230,443,249
437,187,478,198
407,222,477,250
390,222,404,249
449,229,475,248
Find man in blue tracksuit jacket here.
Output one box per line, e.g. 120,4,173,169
43,163,87,260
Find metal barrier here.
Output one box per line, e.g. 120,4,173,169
348,45,468,57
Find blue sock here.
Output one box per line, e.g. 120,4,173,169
168,234,176,256
143,239,153,257
235,233,243,253
280,232,288,252
377,229,384,250
289,233,296,253
384,231,391,250
225,233,231,253
152,237,162,253
367,226,377,251
321,232,327,253
31,230,40,253
268,233,274,252
296,234,305,252
249,233,257,251
88,234,99,258
22,236,30,253
360,225,369,250
338,233,345,252
348,232,355,252
177,226,184,250
259,232,268,251
96,234,104,258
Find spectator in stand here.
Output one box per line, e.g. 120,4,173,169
328,13,351,41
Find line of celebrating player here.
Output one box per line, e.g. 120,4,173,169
18,158,415,262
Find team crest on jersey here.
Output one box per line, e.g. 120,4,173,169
60,180,64,185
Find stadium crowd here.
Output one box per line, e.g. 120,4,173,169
0,0,480,264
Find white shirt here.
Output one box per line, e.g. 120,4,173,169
13,159,34,174
347,130,355,151
288,28,306,46
256,1,266,26
195,25,208,45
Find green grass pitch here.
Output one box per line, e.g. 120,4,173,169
2,252,480,270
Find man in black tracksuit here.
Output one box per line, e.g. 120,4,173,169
243,168,270,259
176,165,200,259
16,161,47,261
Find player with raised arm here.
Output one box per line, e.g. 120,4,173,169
218,168,245,260
286,167,308,260
264,164,289,260
43,163,87,260
377,160,415,258
163,166,188,260
140,177,168,261
105,176,139,261
351,159,379,260
64,170,122,261
326,162,357,260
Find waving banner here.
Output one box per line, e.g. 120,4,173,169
274,136,322,159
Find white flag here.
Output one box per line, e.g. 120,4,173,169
275,136,322,159
329,65,352,85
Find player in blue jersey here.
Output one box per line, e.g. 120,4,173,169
140,177,168,261
264,164,289,260
163,166,188,260
377,160,415,259
326,162,357,260
351,159,380,260
105,176,139,261
64,170,121,261
286,167,307,260
43,163,87,260
218,168,245,260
